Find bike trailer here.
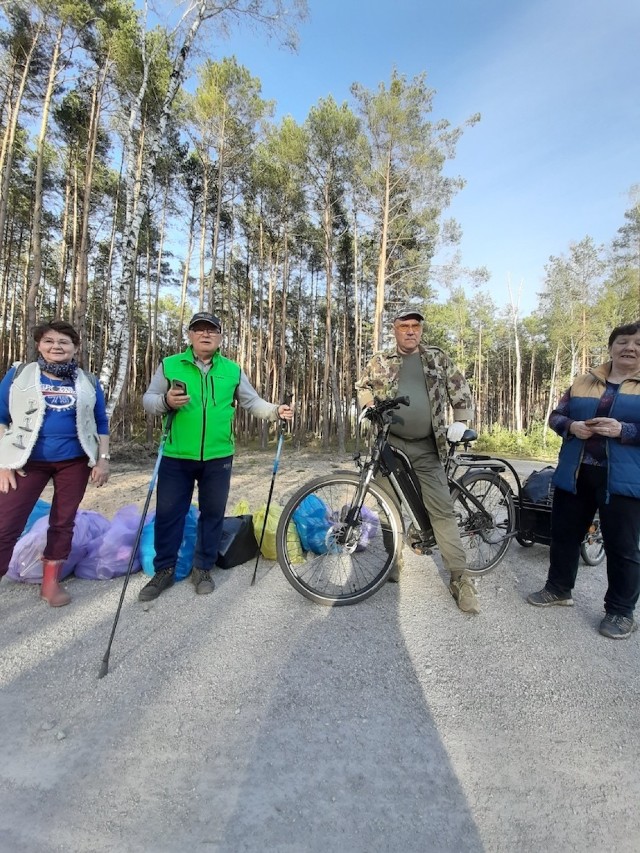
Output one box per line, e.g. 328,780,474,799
516,466,556,545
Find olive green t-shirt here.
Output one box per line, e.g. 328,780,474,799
389,352,433,440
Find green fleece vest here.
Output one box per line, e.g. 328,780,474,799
162,348,241,461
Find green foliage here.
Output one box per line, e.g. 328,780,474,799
475,422,562,461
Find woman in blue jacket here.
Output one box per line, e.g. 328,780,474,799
528,321,640,639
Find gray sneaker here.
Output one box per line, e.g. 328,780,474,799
191,568,215,595
527,588,574,607
599,613,638,639
138,567,175,601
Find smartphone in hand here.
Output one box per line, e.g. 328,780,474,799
170,379,187,395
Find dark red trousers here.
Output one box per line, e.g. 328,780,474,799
0,457,91,576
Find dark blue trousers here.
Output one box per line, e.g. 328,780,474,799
546,464,640,618
153,455,233,572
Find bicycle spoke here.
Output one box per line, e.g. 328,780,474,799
452,471,515,574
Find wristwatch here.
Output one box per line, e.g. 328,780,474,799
99,454,111,460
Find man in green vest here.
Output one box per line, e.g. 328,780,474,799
139,312,293,601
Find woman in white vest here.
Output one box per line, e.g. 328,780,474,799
0,320,110,606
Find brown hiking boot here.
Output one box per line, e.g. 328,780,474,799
449,576,480,614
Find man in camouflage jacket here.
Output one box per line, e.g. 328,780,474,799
355,308,479,613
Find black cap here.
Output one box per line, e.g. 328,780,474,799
188,312,222,331
394,307,425,322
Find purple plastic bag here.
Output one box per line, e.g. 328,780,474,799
6,510,109,583
354,505,380,551
75,505,142,580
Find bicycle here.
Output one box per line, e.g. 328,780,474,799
275,395,517,606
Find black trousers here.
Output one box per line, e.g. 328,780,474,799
546,464,640,618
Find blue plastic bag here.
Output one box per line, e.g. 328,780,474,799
21,499,51,538
293,494,332,554
140,505,199,581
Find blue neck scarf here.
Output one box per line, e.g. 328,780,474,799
37,355,78,382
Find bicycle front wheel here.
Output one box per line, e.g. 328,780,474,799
276,472,403,606
450,470,515,575
580,514,605,566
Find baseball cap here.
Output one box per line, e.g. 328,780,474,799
188,312,222,331
394,307,425,322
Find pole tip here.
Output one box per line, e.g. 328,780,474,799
98,660,109,679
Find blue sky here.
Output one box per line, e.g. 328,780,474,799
200,0,639,315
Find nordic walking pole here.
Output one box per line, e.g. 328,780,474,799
251,408,289,587
98,411,175,678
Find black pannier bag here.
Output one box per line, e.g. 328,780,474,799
215,515,258,569
521,466,556,505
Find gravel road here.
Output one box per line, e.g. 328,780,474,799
0,450,638,852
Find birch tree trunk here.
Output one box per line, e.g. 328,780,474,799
543,344,561,447
73,62,110,361
101,0,212,415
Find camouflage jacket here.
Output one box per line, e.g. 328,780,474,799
355,344,475,463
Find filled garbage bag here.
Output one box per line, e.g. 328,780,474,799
353,505,380,551
292,494,332,555
7,510,110,582
139,504,199,581
252,504,283,560
75,505,141,579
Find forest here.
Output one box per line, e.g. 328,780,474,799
1,0,639,455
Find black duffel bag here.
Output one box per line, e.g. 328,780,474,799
521,466,556,505
215,514,258,569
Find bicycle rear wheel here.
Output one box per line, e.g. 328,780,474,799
276,472,402,605
450,470,515,575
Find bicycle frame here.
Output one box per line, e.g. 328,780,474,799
354,397,518,548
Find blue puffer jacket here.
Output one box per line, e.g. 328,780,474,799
551,363,640,499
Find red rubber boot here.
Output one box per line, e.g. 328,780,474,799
40,560,71,607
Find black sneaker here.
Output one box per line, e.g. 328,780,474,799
527,588,574,607
191,568,215,595
599,613,638,639
138,568,175,601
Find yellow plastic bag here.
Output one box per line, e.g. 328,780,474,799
232,499,251,516
285,521,305,565
252,504,282,560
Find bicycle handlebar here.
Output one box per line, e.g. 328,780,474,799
363,395,409,419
